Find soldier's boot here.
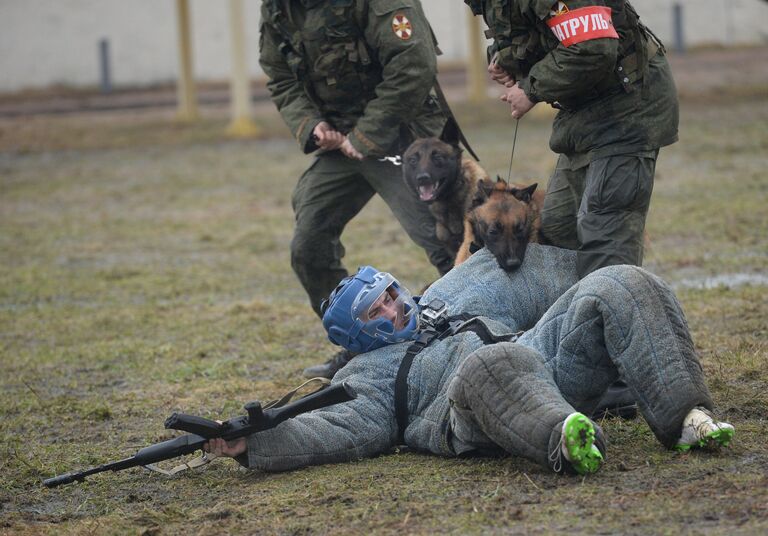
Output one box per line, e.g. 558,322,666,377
675,407,734,451
549,412,605,475
302,349,356,380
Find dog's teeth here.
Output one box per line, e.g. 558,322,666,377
419,184,437,201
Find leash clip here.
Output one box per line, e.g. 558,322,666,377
378,155,402,166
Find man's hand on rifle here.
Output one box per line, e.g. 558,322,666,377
204,437,247,458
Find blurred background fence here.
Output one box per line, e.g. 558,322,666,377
1,0,766,94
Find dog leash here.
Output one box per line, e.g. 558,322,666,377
507,118,520,182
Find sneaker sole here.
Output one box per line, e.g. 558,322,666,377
675,426,735,452
563,413,604,475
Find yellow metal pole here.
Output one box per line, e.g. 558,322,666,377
175,0,199,121
227,0,260,137
466,11,487,105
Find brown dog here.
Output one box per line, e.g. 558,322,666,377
402,120,489,260
455,176,546,271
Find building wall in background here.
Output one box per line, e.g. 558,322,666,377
0,0,766,92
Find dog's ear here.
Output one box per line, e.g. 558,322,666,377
511,183,538,203
471,179,493,208
439,118,461,148
469,217,485,248
480,178,497,197
495,175,511,193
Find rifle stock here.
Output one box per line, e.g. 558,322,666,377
44,381,356,488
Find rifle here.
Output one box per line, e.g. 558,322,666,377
43,381,356,488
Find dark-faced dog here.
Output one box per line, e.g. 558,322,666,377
456,176,546,271
402,120,489,259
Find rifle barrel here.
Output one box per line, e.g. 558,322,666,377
43,381,357,488
43,456,138,488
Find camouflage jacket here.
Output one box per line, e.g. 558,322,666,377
259,0,446,157
467,0,679,167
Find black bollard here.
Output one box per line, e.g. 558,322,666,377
672,3,685,54
99,38,112,93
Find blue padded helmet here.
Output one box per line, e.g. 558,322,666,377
322,266,420,353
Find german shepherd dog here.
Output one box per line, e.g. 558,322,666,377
402,120,489,259
455,176,546,271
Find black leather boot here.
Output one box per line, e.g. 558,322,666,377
302,349,356,379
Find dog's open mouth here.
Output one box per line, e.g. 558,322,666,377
418,181,440,202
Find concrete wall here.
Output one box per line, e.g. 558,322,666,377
1,0,766,92
634,0,768,48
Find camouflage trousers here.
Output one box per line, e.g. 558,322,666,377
540,151,659,278
291,151,453,317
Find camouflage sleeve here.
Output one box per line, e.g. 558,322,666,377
348,0,438,157
517,0,618,105
258,10,323,153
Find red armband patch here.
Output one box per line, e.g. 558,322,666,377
546,6,618,47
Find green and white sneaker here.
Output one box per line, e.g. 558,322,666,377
558,412,604,475
675,407,734,451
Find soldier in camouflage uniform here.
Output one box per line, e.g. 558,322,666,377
464,0,679,278
259,0,453,377
465,0,679,412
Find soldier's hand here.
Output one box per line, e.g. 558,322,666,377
488,62,516,87
500,84,536,119
313,122,345,151
340,137,364,161
203,437,247,458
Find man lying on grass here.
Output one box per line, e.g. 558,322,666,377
204,246,734,476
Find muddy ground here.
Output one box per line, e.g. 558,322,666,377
1,47,767,535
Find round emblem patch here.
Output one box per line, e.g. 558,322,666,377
550,1,569,16
392,13,412,40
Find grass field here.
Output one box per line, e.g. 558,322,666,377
1,52,767,534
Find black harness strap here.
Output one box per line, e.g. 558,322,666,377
453,317,523,345
394,330,436,445
394,313,520,445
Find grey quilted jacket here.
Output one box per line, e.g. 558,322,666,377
244,245,578,471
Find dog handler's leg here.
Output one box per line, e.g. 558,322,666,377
447,342,606,474
542,155,645,419
576,151,657,278
291,153,374,317
540,155,585,250
364,159,454,275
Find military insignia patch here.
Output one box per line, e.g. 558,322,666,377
550,1,569,16
392,13,413,40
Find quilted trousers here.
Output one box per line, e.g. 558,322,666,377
447,265,713,468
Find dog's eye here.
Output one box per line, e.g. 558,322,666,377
487,226,500,236
407,155,419,166
432,154,444,165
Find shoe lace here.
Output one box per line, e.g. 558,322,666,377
691,418,718,439
686,408,718,441
548,433,565,474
